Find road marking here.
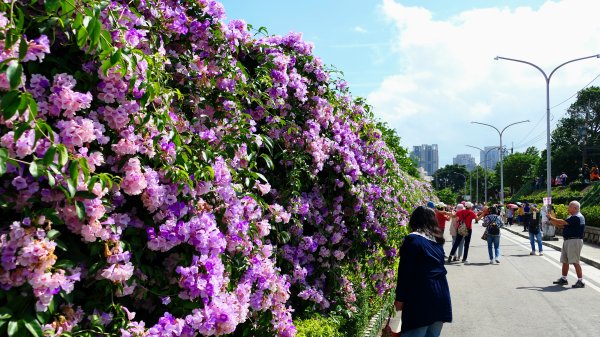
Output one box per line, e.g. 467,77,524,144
502,230,600,293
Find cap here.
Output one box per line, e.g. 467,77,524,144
427,201,435,208
465,202,473,208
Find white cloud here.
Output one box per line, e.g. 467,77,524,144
368,0,600,167
353,25,368,33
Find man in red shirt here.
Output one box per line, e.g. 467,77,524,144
447,202,478,264
435,203,450,234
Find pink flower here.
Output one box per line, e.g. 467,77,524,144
101,262,134,283
121,158,147,195
255,182,271,196
23,35,51,62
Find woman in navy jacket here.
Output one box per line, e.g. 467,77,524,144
394,206,452,337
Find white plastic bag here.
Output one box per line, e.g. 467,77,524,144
387,310,402,333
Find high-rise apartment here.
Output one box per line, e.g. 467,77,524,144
411,144,439,176
481,146,501,171
453,154,476,172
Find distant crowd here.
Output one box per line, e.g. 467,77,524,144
386,199,587,337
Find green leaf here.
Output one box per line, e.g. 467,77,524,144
75,191,97,199
18,38,28,61
47,172,56,186
6,62,22,89
75,201,86,221
61,0,76,15
76,25,88,48
7,320,19,337
43,146,56,165
27,95,38,121
79,157,90,181
29,160,40,178
69,161,79,185
88,18,101,49
1,90,21,120
0,148,7,176
57,145,68,166
46,229,61,240
0,307,12,320
13,123,29,143
44,0,61,12
23,319,43,337
260,153,274,170
67,179,76,199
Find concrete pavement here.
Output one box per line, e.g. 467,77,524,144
503,224,600,270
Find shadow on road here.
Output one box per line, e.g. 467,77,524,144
516,285,570,292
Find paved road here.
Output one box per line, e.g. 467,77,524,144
442,222,600,337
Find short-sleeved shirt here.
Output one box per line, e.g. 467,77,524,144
435,211,448,229
456,209,477,229
563,212,585,238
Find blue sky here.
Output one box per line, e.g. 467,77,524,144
220,1,600,167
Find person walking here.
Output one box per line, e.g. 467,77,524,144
448,204,465,262
447,202,477,264
548,201,586,288
394,206,452,337
482,206,504,264
506,206,514,226
528,204,543,256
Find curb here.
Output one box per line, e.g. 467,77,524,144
503,226,600,270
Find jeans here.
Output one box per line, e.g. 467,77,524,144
529,231,543,252
487,234,500,260
451,235,464,258
449,229,472,261
402,321,444,337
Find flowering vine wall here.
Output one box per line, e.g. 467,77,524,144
0,1,434,336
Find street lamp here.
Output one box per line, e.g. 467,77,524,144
495,54,600,207
471,120,530,207
466,145,501,204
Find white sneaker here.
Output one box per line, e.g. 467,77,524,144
495,259,500,263
462,260,469,264
490,260,494,264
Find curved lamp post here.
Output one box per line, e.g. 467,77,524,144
466,145,501,204
494,54,600,206
471,120,530,207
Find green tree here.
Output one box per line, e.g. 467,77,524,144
434,187,459,206
496,147,539,195
432,164,469,195
565,86,600,171
376,121,420,177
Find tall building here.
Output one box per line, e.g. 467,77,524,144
411,144,439,176
481,146,501,170
453,154,476,171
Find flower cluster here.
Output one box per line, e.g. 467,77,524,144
0,0,434,336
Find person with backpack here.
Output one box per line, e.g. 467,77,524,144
528,204,543,256
447,202,478,264
448,204,465,262
482,206,504,264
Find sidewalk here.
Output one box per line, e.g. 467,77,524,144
503,224,600,270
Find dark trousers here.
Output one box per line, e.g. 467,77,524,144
449,229,472,261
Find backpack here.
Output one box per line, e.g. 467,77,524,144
487,216,501,235
457,220,469,236
529,219,540,234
